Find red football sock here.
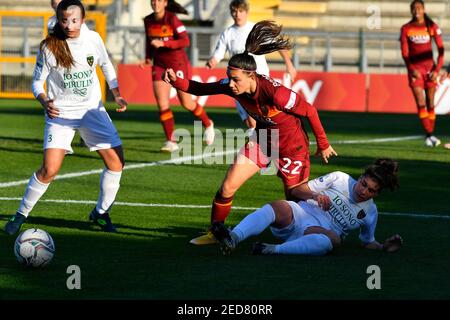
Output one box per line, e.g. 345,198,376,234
159,110,175,142
428,108,436,133
211,191,234,224
418,107,432,135
192,103,211,128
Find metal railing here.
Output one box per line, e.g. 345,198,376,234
113,25,450,73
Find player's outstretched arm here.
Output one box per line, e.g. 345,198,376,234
288,181,332,210
163,68,231,97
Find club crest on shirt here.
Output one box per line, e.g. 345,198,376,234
357,209,366,219
87,55,94,67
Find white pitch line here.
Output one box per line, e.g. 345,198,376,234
0,149,237,189
0,135,422,189
0,197,448,220
327,135,422,145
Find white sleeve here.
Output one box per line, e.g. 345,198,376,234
31,48,50,98
212,31,228,62
308,171,342,193
96,33,118,89
359,206,378,244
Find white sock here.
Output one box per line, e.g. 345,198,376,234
231,204,276,244
275,233,332,256
96,169,122,214
17,173,50,217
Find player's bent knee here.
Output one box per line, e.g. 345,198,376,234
270,200,293,228
304,226,341,248
324,232,341,248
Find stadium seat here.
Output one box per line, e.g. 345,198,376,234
249,0,281,9
275,17,319,29
278,1,327,14
248,8,274,21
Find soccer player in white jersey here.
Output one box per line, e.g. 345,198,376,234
212,158,403,256
206,0,297,130
4,0,127,235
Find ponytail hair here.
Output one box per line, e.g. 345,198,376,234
41,0,85,70
228,20,292,73
167,0,188,15
363,158,399,192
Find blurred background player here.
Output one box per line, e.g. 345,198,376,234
4,0,127,235
141,0,215,152
400,0,444,147
213,158,403,256
164,21,336,245
206,0,297,133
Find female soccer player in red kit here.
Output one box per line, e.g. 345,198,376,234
400,0,444,147
164,21,337,244
142,0,215,152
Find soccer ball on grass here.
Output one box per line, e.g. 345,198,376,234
14,228,55,268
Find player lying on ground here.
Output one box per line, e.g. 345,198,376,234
211,158,403,255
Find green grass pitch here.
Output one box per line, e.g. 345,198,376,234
0,99,449,300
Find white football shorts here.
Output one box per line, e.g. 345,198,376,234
43,107,122,153
270,201,334,242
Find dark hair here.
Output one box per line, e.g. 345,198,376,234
410,0,435,33
167,0,188,15
41,0,85,70
363,158,399,192
228,20,292,72
230,0,249,12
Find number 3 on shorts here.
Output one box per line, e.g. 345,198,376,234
281,157,302,174
47,134,53,143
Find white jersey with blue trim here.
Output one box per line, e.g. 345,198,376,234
32,27,118,119
305,171,378,243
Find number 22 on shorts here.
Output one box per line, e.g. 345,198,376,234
281,157,302,174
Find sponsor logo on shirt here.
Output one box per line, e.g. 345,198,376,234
147,25,174,38
326,193,360,234
62,70,94,97
409,34,430,44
